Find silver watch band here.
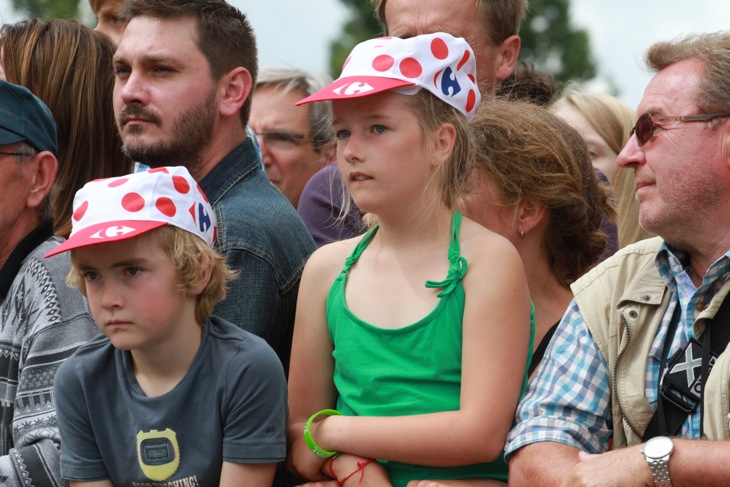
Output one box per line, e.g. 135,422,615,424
648,456,672,487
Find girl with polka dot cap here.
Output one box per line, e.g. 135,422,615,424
288,33,533,486
45,166,288,486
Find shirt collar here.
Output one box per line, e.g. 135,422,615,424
656,241,730,298
199,137,261,207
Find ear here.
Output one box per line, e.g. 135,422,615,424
26,151,58,210
189,261,213,296
516,196,547,236
432,122,457,170
494,35,521,81
218,66,253,118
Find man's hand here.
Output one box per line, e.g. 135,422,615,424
561,445,653,487
407,480,506,486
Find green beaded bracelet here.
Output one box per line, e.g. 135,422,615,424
303,409,341,458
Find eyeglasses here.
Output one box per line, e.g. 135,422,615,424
0,151,35,158
629,112,730,146
254,130,311,151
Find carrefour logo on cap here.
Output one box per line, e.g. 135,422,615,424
333,81,374,97
90,225,137,239
439,67,462,97
195,202,212,234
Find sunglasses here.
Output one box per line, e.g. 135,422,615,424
629,112,730,146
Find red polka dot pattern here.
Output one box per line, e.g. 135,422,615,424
431,38,449,59
46,166,218,259
109,178,128,188
156,197,176,217
73,200,88,221
320,33,480,120
399,57,423,78
466,90,477,113
122,192,145,212
457,50,471,71
172,175,190,194
372,55,395,72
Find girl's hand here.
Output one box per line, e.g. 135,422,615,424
288,420,329,481
326,453,392,486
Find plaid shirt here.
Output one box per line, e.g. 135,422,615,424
505,243,730,459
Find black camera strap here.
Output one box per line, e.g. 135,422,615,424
643,293,730,441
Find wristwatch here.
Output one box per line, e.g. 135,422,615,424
641,436,674,487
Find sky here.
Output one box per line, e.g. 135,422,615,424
0,0,729,111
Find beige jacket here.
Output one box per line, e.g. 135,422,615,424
571,237,730,448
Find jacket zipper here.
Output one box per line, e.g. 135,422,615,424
614,310,643,439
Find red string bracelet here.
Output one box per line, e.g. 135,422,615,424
326,455,338,480
336,459,374,486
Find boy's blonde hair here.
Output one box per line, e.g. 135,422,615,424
69,225,236,324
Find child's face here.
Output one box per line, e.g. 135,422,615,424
332,91,433,215
91,0,126,45
74,231,199,352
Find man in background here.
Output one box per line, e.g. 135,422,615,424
0,80,97,487
250,67,332,209
89,0,126,43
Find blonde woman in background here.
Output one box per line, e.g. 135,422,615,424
551,86,653,248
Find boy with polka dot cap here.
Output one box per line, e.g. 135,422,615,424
47,166,288,486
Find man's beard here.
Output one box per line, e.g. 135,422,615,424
119,87,217,172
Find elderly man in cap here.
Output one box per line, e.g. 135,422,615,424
0,80,97,486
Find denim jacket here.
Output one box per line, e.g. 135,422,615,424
199,138,316,372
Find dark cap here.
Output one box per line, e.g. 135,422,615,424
0,80,58,155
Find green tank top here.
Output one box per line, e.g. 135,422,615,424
326,211,533,486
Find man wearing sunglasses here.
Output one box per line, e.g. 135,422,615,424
506,31,730,486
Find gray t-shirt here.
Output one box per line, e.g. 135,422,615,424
55,317,287,485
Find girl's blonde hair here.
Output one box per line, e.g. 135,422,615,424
69,226,236,324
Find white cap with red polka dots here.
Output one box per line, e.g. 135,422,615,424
44,166,216,257
296,32,480,120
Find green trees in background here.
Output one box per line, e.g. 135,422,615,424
519,0,595,83
11,0,79,18
329,0,597,86
10,0,597,88
328,0,383,78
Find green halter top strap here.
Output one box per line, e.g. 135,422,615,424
341,211,467,296
425,211,467,297
342,222,378,273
